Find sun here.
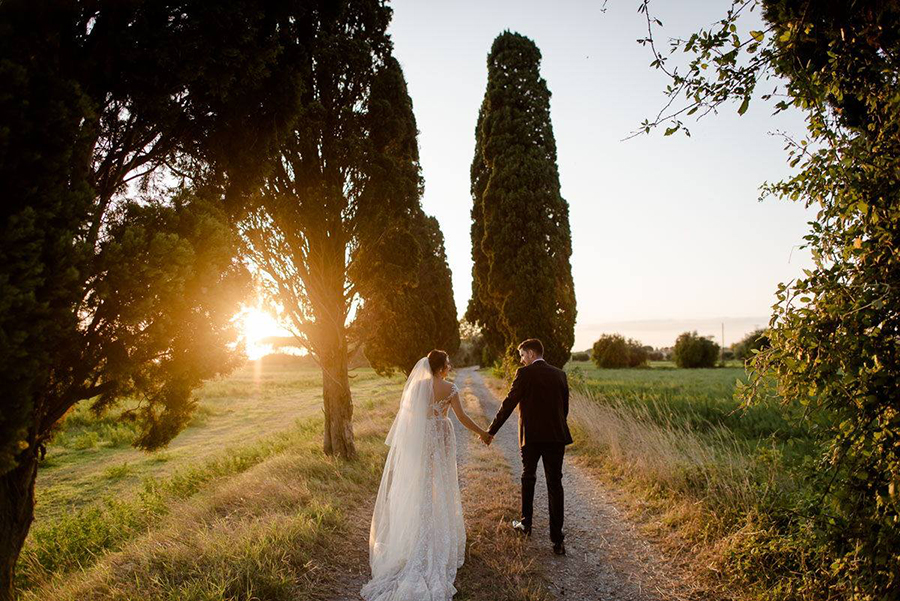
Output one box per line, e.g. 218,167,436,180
238,305,285,360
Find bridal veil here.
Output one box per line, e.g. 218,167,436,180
361,357,466,601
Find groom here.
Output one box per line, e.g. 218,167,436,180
484,338,573,556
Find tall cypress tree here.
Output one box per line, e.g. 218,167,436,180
359,209,460,376
351,54,459,376
468,31,576,368
466,103,507,364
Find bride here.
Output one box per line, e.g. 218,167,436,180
361,349,491,601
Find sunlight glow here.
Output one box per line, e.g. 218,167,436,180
238,305,286,361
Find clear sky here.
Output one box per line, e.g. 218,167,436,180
386,0,816,350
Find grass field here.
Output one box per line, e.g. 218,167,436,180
565,360,811,449
19,361,549,601
561,360,824,600
34,363,387,522
19,362,406,598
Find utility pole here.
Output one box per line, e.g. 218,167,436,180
721,322,725,366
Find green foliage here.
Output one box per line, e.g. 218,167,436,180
0,0,306,468
355,57,459,376
642,0,900,595
672,331,720,369
90,198,251,450
360,211,460,376
0,2,311,595
591,334,648,369
467,31,577,369
453,320,486,368
570,351,590,362
733,328,770,362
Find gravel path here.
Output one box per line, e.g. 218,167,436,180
461,367,679,601
325,368,685,601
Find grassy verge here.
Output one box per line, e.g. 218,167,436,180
19,371,404,601
481,363,827,600
454,388,551,601
566,388,825,601
34,363,385,521
564,360,810,444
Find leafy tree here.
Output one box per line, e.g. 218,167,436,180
591,334,648,369
570,351,591,362
733,328,770,361
639,1,900,593
0,2,308,596
454,319,487,368
359,209,460,376
241,13,427,458
465,104,506,366
672,331,719,369
467,31,577,369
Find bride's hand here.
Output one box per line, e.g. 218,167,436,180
478,430,493,446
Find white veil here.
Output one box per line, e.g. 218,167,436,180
367,356,434,582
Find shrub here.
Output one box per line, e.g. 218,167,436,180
732,328,770,362
570,351,590,362
453,320,486,367
591,334,648,369
672,331,719,368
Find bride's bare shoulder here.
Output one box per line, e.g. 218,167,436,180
434,379,455,398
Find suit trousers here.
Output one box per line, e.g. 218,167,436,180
519,442,565,544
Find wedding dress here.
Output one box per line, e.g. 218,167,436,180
360,357,466,601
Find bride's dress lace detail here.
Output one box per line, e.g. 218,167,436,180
361,378,466,601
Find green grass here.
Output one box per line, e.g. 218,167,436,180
20,362,406,600
565,360,811,448
556,361,826,599
33,363,388,522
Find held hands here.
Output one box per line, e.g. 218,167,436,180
478,430,493,446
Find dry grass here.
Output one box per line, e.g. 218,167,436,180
566,387,797,600
570,390,779,518
454,390,552,601
20,385,403,601
23,366,557,601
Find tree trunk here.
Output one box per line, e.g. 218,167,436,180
321,325,356,459
0,453,38,601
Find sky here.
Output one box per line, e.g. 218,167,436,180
385,0,817,351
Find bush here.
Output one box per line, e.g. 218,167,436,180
570,351,590,362
732,328,770,362
453,320,486,367
591,334,648,369
672,331,720,368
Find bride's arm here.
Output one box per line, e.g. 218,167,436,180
448,389,490,441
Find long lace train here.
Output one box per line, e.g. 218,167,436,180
361,380,466,601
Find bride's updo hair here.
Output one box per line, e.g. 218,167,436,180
427,349,449,375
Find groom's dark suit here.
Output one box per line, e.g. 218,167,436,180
487,358,572,544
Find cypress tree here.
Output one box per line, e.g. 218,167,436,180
468,31,576,368
466,104,507,365
359,209,460,376
353,55,459,377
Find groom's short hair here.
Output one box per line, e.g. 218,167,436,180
517,338,543,356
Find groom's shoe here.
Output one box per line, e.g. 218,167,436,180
511,519,531,536
552,541,566,556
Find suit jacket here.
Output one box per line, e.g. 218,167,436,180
488,359,573,447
